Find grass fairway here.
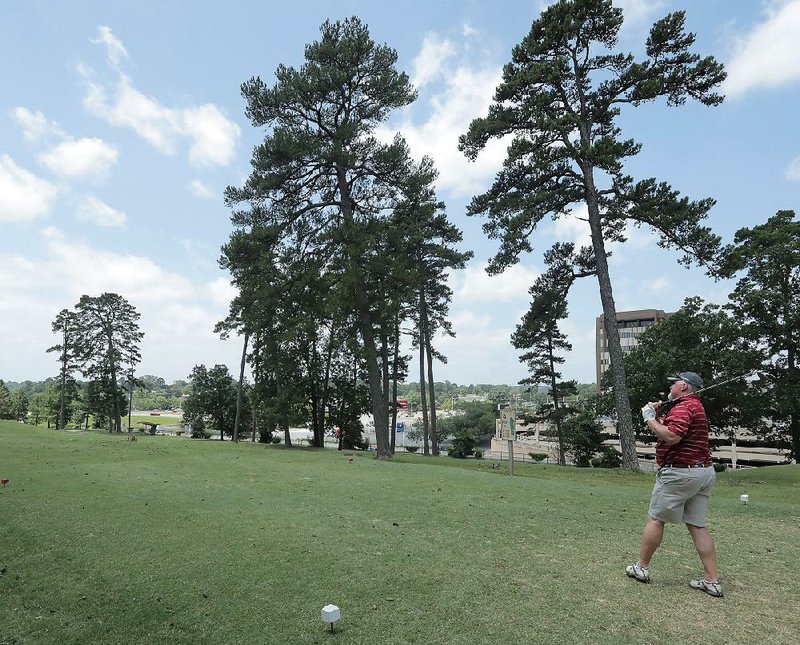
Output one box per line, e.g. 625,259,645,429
1,422,798,644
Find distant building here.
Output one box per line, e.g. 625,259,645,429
596,309,670,387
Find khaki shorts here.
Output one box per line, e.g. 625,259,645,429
649,466,716,526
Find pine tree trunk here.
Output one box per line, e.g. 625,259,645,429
58,331,67,430
336,164,390,457
425,327,439,456
127,378,134,433
108,335,121,433
419,331,430,456
321,323,335,448
547,337,566,465
308,334,323,447
787,340,799,461
390,316,401,455
584,170,638,469
233,331,249,443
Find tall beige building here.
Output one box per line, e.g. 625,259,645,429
596,309,670,387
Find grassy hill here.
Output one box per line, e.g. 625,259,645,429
1,421,798,644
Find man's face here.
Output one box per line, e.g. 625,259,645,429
668,379,687,400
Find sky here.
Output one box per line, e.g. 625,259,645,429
1,0,798,387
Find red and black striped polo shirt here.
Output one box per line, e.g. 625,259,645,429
655,394,712,466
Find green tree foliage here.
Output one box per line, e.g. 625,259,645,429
227,17,425,458
183,365,239,440
438,401,497,458
72,293,144,432
561,405,607,467
32,385,65,427
392,164,473,456
46,309,80,429
623,297,766,442
513,243,595,464
459,0,725,469
0,380,12,419
719,211,800,459
7,390,29,422
131,375,183,411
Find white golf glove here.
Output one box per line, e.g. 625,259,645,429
641,404,656,422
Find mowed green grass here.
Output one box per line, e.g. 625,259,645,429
1,422,798,645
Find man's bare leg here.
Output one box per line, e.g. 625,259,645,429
687,523,718,581
639,517,665,567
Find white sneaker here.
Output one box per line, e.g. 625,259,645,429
689,578,723,597
625,563,650,583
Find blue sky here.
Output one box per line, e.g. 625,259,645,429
1,0,798,386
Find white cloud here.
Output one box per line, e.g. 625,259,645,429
12,107,64,142
189,179,215,199
786,156,800,181
381,61,507,197
82,30,239,167
183,104,241,167
38,227,190,300
84,75,180,154
550,205,592,249
91,26,129,67
39,137,118,181
208,277,237,308
452,262,539,303
613,0,665,28
84,74,240,167
0,155,58,223
724,0,800,96
412,33,457,88
76,195,127,227
0,228,245,381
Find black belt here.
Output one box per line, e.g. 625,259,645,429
661,463,712,469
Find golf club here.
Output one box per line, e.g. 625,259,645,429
653,370,762,415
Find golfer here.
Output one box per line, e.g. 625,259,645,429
626,371,723,597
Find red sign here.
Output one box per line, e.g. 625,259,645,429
396,399,409,409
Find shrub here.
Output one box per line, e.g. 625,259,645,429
528,452,548,462
447,428,477,459
405,446,419,453
190,419,209,439
562,409,606,467
591,446,622,469
713,463,726,473
271,436,281,444
474,450,483,459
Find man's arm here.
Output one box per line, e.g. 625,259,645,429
645,417,682,445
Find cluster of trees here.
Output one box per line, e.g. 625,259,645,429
3,375,189,429
130,375,189,411
45,293,143,432
211,16,471,457
192,3,791,470
623,212,799,459
0,380,29,422
527,212,799,465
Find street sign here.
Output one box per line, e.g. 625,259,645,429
499,406,515,440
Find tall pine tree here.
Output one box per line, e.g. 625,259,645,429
460,0,725,468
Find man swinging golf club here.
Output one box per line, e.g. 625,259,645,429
626,371,723,597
